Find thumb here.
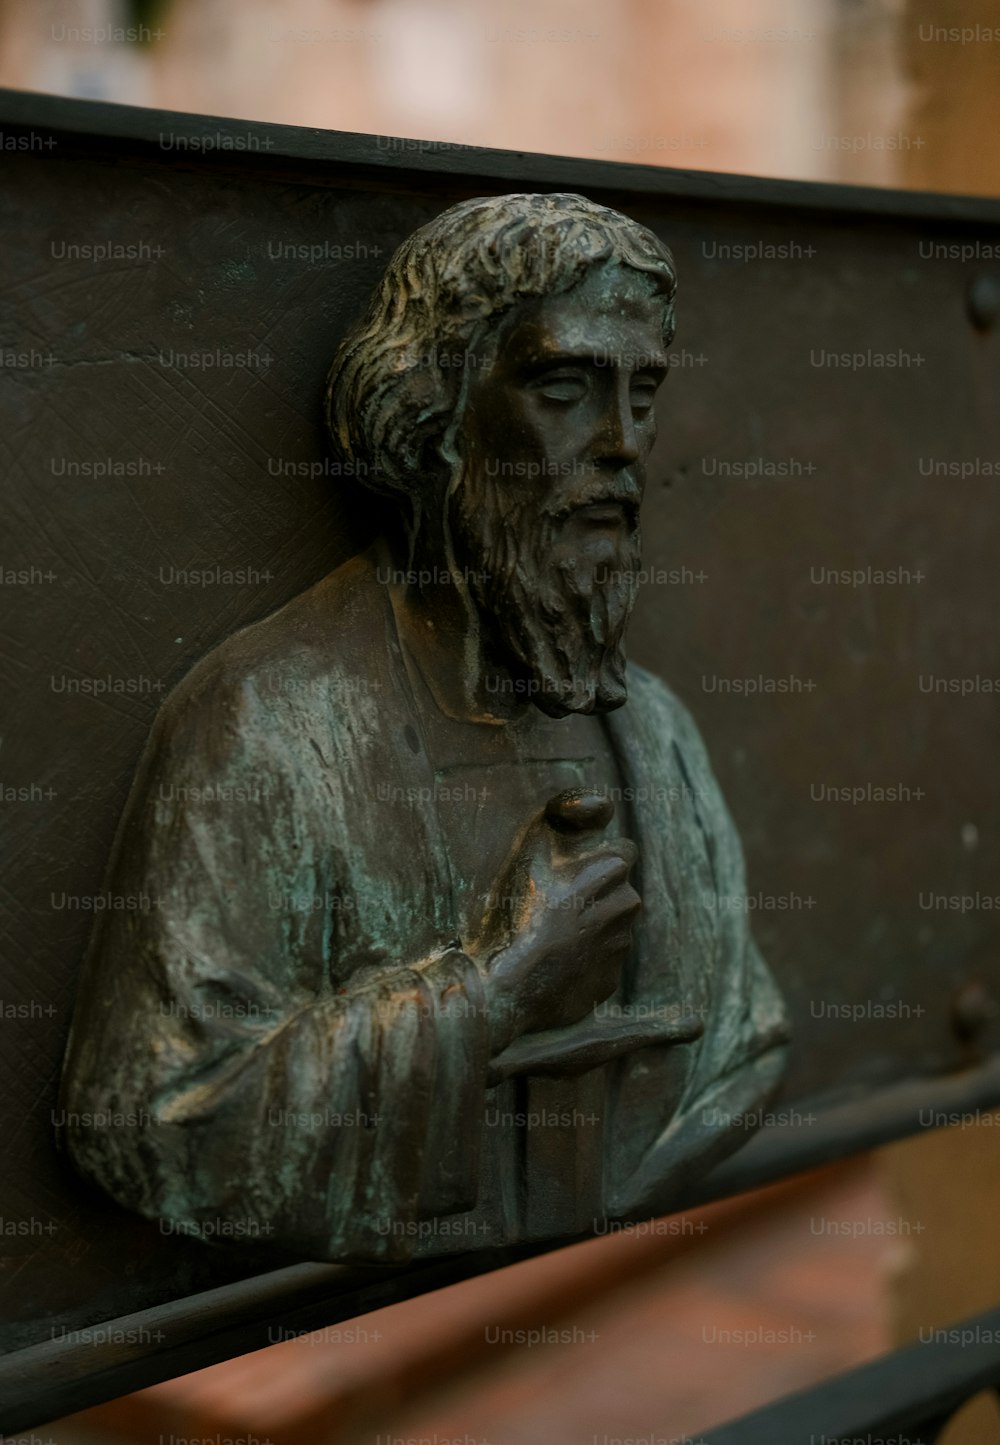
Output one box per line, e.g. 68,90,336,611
542,788,615,863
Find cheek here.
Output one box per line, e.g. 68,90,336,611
497,410,561,459
468,392,590,461
464,396,536,460
518,405,593,459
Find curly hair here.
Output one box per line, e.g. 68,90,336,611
324,192,677,499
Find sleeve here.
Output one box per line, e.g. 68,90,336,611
58,665,492,1264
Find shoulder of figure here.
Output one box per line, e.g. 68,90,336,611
154,550,388,744
623,659,740,847
624,661,710,758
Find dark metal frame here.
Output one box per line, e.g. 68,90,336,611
3,85,1000,223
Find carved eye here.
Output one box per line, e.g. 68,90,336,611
630,379,659,414
534,370,588,403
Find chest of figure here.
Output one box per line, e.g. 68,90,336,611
416,708,630,947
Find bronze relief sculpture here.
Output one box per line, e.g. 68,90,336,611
58,193,790,1262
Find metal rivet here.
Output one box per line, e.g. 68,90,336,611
952,980,998,1042
967,274,1000,331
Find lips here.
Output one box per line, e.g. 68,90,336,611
576,501,628,524
568,496,641,530
548,482,641,527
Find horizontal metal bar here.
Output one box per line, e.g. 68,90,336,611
0,1245,555,1435
701,1303,1000,1444
1,87,1000,225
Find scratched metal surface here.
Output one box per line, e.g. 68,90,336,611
1,93,1000,1354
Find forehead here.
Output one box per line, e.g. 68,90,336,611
495,266,668,367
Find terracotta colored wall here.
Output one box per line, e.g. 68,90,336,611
0,0,911,187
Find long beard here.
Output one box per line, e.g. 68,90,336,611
449,469,641,717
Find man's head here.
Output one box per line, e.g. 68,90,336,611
326,193,676,717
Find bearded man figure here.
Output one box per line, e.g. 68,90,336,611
59,193,790,1263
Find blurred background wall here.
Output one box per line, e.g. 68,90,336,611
5,0,999,194
0,0,926,189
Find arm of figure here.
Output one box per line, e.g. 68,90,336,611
58,672,491,1264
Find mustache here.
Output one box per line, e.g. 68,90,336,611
543,474,642,525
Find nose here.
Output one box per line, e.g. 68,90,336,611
595,380,640,467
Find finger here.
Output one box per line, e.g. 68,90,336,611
563,842,639,898
577,881,642,924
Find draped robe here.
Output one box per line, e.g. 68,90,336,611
59,545,789,1262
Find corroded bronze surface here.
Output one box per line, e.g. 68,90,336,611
58,193,789,1262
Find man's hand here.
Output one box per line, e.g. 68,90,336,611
470,789,641,1056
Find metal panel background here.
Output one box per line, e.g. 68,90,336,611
2,92,1000,1364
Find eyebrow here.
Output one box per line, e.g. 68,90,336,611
523,349,671,374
